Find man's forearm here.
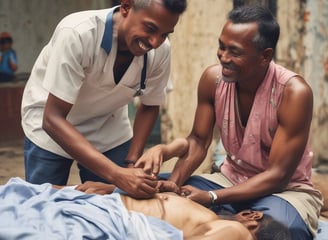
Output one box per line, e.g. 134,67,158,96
168,137,208,186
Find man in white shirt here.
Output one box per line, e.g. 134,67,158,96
21,0,187,199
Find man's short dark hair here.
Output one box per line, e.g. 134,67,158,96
228,4,280,52
133,0,187,14
256,214,291,240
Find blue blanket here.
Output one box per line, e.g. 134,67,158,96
0,178,182,240
315,220,328,240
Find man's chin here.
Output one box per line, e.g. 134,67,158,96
131,49,149,57
221,75,237,83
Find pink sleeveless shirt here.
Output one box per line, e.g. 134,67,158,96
215,61,314,189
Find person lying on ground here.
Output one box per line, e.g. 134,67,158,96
1,177,290,240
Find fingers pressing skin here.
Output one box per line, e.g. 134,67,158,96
115,167,159,199
180,185,212,207
156,180,180,194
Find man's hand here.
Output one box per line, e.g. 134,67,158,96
156,180,180,194
75,181,115,195
134,144,165,177
180,185,212,207
114,167,158,199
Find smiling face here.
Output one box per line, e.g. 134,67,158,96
118,0,180,56
217,20,265,84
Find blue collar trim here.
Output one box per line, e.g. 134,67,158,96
101,7,119,54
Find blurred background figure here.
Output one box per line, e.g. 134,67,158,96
0,32,17,82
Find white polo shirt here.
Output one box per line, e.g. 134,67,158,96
21,7,170,158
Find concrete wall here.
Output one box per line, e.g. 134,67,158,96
302,0,328,168
161,0,233,173
162,0,328,172
276,0,328,168
0,0,112,145
0,0,111,74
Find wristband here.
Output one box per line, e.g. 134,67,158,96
123,160,135,165
208,190,218,205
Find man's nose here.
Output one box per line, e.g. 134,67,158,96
217,49,231,63
149,35,165,49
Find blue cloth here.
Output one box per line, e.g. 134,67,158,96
315,220,328,240
0,178,182,240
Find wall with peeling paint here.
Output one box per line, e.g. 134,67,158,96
276,0,328,168
0,0,111,74
160,0,233,173
163,0,328,172
303,0,328,168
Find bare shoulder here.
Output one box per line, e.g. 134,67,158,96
187,219,254,240
200,64,221,84
278,75,313,129
280,75,313,114
216,221,254,240
198,64,221,102
283,75,313,102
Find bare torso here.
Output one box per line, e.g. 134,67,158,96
120,193,253,240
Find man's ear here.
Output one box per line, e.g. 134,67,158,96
243,211,263,234
260,48,274,66
249,211,263,220
120,0,133,17
241,210,263,221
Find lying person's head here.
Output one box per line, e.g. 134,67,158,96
255,214,291,240
227,210,291,240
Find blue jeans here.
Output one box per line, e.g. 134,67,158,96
159,173,312,240
24,137,131,185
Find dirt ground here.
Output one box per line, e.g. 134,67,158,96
0,141,80,185
1,141,328,187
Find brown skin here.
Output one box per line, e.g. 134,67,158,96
74,138,189,195
42,0,181,199
52,184,256,239
136,20,313,206
121,192,255,240
117,0,178,55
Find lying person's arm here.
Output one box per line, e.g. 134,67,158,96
52,182,116,195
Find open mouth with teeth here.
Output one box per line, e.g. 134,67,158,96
138,40,151,51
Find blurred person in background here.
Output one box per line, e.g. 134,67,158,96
0,32,17,82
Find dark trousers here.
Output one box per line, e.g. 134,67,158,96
24,137,131,185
